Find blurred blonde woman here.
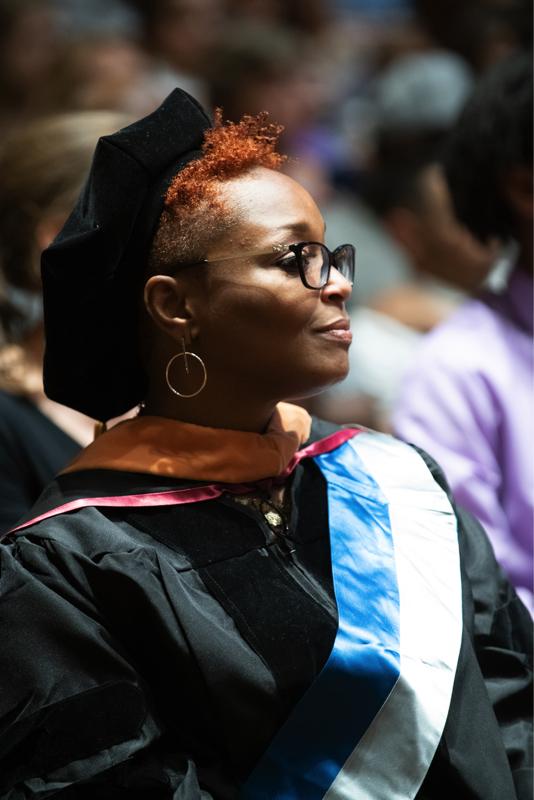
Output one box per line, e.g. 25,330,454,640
0,111,129,530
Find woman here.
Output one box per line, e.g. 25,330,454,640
0,90,531,799
0,111,129,531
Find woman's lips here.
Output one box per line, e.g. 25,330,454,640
316,318,352,344
320,328,353,344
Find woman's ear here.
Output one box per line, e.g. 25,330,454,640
143,275,196,341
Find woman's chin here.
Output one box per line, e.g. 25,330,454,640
321,357,350,388
285,364,350,403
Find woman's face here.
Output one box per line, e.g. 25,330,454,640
185,167,353,404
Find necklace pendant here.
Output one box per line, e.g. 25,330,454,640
264,510,283,527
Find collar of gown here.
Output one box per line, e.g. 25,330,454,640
61,402,312,483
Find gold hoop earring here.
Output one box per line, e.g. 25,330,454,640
165,339,207,398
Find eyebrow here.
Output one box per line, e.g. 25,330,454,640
274,220,327,237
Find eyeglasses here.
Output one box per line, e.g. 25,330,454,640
175,241,356,290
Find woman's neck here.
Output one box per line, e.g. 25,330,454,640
141,394,278,434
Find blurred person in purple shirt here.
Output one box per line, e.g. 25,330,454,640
394,51,533,609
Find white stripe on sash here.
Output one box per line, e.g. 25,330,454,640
323,432,462,800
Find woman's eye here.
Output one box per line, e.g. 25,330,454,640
275,254,299,273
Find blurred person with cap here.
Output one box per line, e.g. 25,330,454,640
319,50,499,428
0,90,530,799
394,52,533,610
0,111,129,532
363,48,499,294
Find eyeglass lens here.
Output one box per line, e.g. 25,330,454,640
300,243,355,289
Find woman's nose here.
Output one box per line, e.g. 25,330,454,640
321,266,353,302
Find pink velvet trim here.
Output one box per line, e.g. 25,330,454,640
278,428,359,479
10,428,360,534
9,486,228,533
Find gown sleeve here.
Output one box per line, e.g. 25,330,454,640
0,534,213,799
457,503,533,800
0,412,37,533
416,446,533,800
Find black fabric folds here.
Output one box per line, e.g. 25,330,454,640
41,89,211,421
0,428,531,798
0,390,80,533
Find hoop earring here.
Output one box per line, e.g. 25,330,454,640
165,338,207,398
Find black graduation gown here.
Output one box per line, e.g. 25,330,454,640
0,421,531,799
0,390,80,533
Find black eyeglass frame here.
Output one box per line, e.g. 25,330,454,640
171,241,356,291
281,241,355,290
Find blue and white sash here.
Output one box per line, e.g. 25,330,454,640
242,431,462,800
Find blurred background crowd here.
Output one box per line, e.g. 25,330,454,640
0,0,532,604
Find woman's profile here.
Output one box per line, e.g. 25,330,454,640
0,90,531,799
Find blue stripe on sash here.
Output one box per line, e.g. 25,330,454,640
241,439,401,799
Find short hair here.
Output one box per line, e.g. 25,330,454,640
443,51,533,243
149,109,285,272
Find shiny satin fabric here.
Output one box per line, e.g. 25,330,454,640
242,432,462,800
242,437,402,799
324,433,462,800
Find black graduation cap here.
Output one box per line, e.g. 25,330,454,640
41,89,212,421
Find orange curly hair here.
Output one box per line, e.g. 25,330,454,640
149,109,286,272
